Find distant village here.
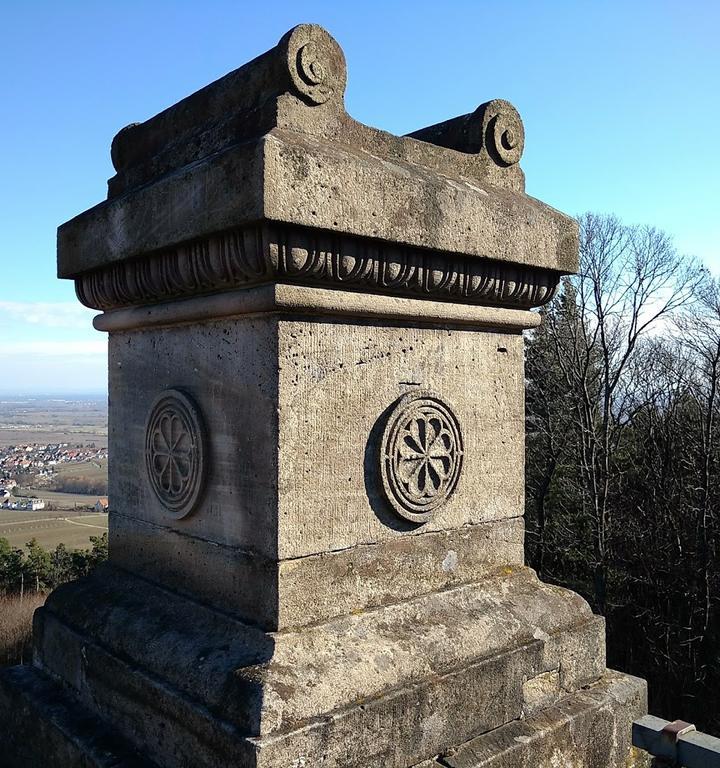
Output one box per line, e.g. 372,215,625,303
0,442,108,511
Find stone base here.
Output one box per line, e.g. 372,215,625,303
0,664,155,768
0,665,646,768
416,671,649,768
0,563,646,767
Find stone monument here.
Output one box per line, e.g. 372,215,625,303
0,24,648,767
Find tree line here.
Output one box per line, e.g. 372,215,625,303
0,534,108,596
525,212,720,731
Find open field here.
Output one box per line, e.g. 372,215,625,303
0,396,107,447
52,457,108,482
0,428,107,447
15,488,102,509
0,510,108,551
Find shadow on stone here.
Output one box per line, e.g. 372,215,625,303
364,394,423,533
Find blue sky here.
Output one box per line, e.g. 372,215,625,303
1,0,718,394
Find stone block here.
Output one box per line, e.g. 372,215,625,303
108,315,279,559
275,317,526,556
109,315,524,556
0,21,647,768
110,511,524,629
0,665,156,768
106,309,527,623
27,564,607,768
436,670,650,768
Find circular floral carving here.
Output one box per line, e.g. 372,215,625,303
145,390,206,519
380,392,463,523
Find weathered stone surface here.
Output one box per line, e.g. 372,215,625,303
522,668,562,716
110,512,525,629
0,665,156,768
276,318,526,557
25,564,608,768
33,565,601,734
0,662,647,768
92,283,542,334
434,670,650,768
0,20,646,768
106,315,526,588
59,132,576,282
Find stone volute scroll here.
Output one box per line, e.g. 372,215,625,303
409,99,524,165
478,99,525,167
282,24,347,105
0,21,647,768
106,23,348,198
407,98,527,189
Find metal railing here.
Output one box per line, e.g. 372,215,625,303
633,715,720,766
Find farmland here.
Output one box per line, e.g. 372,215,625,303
0,395,109,550
13,489,102,509
0,395,107,448
0,508,108,551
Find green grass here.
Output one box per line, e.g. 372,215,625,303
0,511,108,551
0,510,61,526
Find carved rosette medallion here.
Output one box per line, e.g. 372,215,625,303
145,389,207,519
380,392,463,523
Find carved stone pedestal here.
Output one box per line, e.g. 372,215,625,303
0,24,648,768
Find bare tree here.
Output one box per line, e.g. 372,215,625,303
543,213,702,612
674,278,720,637
524,217,720,727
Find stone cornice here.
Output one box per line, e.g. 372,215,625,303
75,224,560,312
92,284,542,333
